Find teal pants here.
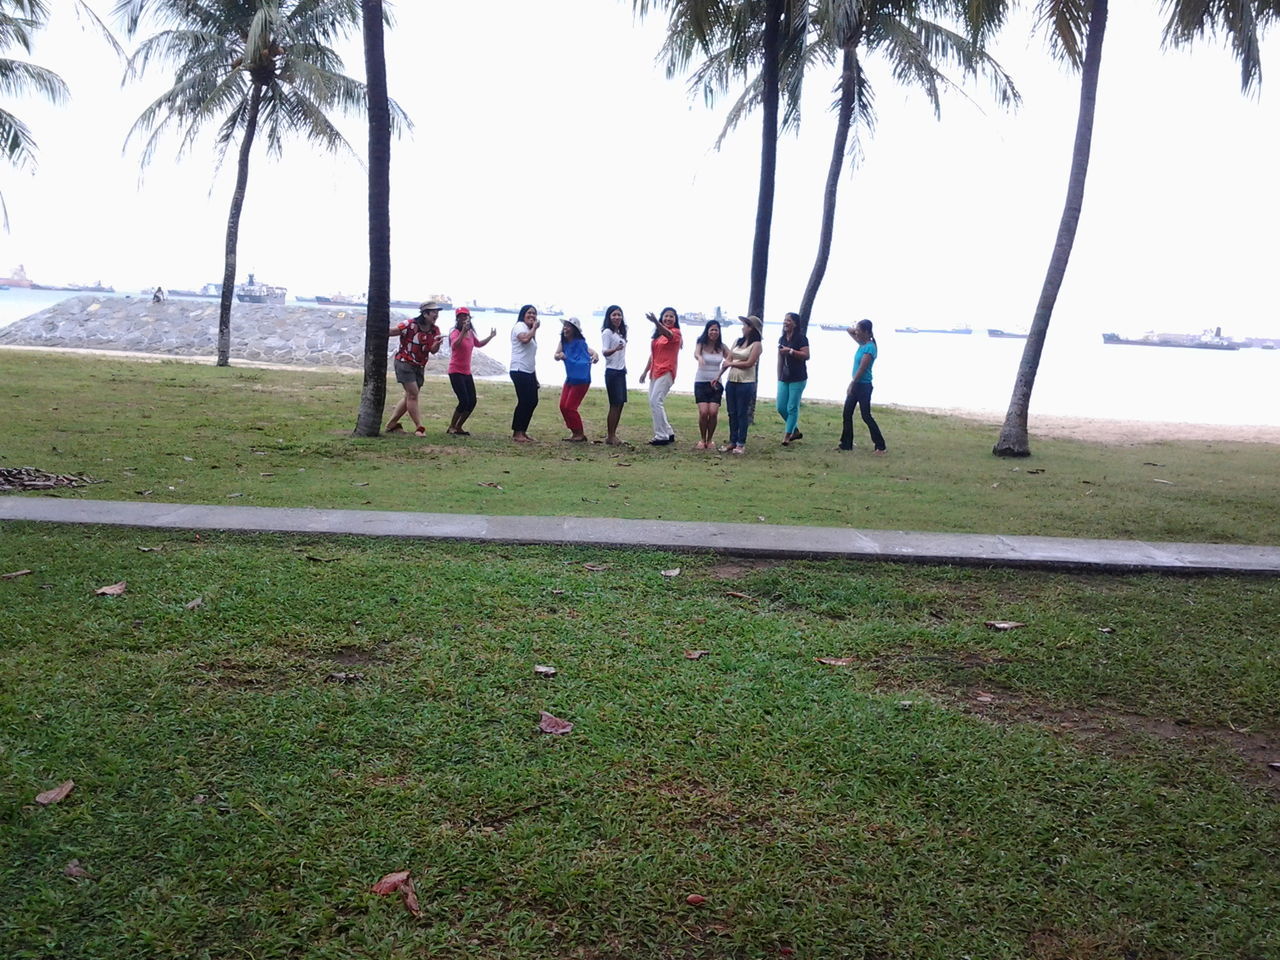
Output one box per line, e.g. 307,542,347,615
776,379,807,434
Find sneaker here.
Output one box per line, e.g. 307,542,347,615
648,437,671,446
792,431,803,441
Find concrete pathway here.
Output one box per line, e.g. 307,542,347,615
3,497,1278,575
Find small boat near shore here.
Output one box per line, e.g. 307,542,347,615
988,328,1028,339
894,325,972,335
1102,331,1239,351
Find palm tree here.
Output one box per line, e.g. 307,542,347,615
116,0,403,367
993,0,1272,457
0,0,70,229
797,2,1017,334
636,0,810,317
352,0,390,437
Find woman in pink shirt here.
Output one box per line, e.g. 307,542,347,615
446,307,496,436
638,307,682,446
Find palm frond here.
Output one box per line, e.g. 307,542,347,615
1033,0,1091,68
0,56,69,102
0,104,38,168
1160,0,1266,94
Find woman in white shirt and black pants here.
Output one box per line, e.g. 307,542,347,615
600,305,628,445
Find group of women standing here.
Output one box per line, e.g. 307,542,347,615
393,300,886,455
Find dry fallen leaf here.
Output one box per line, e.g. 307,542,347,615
185,597,203,610
1143,461,1165,467
724,591,754,600
582,562,610,572
607,483,620,488
35,779,75,805
94,581,127,597
327,671,365,683
538,711,574,735
684,650,711,660
661,568,681,578
63,860,94,880
2,569,33,580
984,620,1025,631
551,589,566,595
137,546,161,553
477,481,503,489
371,869,422,917
686,894,707,906
1098,626,1116,634
306,556,340,563
1152,478,1174,485
534,665,558,677
974,691,997,703
815,657,858,666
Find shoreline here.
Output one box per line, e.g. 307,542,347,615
4,343,1279,446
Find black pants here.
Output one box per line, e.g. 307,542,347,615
841,382,885,451
449,372,477,414
510,370,539,433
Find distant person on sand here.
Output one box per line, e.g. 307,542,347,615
509,304,541,442
840,318,886,454
638,306,681,446
554,316,600,442
386,300,444,436
776,311,809,445
720,314,763,455
600,305,628,445
152,286,165,302
446,306,496,436
692,318,726,450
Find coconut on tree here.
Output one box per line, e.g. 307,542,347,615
115,0,405,366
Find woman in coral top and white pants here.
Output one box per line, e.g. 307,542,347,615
638,307,682,446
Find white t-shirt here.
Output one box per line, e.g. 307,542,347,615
695,345,725,382
510,322,537,373
601,328,627,371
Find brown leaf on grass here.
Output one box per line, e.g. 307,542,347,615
371,869,423,917
582,562,610,572
686,894,707,906
607,483,620,488
1143,461,1165,467
2,569,33,579
185,597,203,610
538,711,574,735
63,860,94,880
984,620,1025,631
684,650,711,660
35,780,75,805
477,481,503,489
551,589,566,595
327,671,365,683
815,657,858,666
137,546,161,552
1152,478,1174,485
724,591,754,600
534,665,558,677
974,691,997,703
1098,626,1116,634
94,581,126,596
306,555,340,563
661,568,681,578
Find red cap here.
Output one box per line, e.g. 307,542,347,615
456,306,471,316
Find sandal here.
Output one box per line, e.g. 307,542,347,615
386,423,404,433
414,426,426,437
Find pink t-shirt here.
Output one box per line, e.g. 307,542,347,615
448,329,477,375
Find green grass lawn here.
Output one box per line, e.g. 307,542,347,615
1,350,1278,543
3,351,1279,958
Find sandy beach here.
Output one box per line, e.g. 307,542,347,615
5,343,1278,447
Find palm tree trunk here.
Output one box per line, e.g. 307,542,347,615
354,0,392,437
798,42,857,336
215,81,263,367
748,0,783,319
993,0,1107,456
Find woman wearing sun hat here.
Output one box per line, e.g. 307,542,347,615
446,306,497,436
385,300,445,436
719,314,763,455
553,316,600,442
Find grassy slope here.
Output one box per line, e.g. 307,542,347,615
1,526,1277,959
1,351,1277,543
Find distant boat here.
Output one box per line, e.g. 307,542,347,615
1,264,32,288
32,280,115,293
541,305,564,317
235,273,287,304
314,292,366,306
819,323,848,332
493,306,519,314
1102,331,1239,351
894,325,972,335
987,328,1028,339
168,285,221,299
426,293,453,310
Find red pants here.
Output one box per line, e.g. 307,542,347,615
559,382,589,433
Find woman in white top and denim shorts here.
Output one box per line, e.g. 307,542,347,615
600,305,628,445
692,319,726,450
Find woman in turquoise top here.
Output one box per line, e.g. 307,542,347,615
839,318,886,453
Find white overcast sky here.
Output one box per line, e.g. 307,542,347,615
1,1,1277,334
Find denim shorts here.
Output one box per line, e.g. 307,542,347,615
604,367,627,406
694,380,724,405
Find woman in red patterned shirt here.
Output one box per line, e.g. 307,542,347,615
386,301,444,436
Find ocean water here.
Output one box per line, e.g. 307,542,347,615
3,289,1276,428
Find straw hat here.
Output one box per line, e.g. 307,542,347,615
738,314,763,333
419,300,446,312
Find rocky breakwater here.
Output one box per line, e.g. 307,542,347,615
0,295,507,375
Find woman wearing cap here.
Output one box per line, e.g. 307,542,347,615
692,319,726,450
840,318,886,453
600,306,628,445
554,317,600,442
386,301,445,436
719,315,763,455
446,307,497,436
509,305,540,442
776,311,810,445
638,307,681,446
